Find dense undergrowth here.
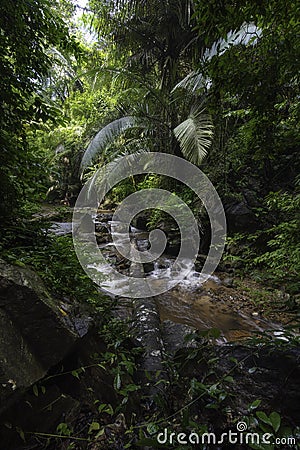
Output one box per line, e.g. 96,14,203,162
0,213,299,449
0,0,299,448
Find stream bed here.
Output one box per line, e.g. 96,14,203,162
1,208,297,450
52,210,286,343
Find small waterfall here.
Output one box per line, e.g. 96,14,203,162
50,211,283,342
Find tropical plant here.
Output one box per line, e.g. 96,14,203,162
0,0,79,218
79,0,215,174
80,100,214,172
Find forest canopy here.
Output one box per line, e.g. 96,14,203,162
1,0,299,288
0,1,299,449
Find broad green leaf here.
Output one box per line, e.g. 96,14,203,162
249,399,261,411
95,428,105,439
174,103,213,165
71,370,80,379
269,411,281,432
114,373,121,390
80,116,141,171
33,385,39,397
224,376,234,383
147,423,160,435
16,427,25,442
89,422,101,434
256,411,272,426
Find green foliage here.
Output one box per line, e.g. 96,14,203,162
0,0,80,218
0,1,299,447
224,189,300,296
253,191,300,291
98,318,142,404
241,402,298,450
81,116,141,171
78,0,215,173
1,224,107,307
29,50,121,203
56,422,73,437
79,99,214,172
173,103,214,165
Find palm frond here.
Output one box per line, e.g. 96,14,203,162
80,116,141,172
173,105,214,165
80,66,169,110
172,70,207,94
86,148,150,199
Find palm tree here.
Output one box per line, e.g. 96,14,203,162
80,0,214,173
80,100,214,171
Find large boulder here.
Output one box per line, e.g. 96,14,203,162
225,200,258,232
0,259,92,414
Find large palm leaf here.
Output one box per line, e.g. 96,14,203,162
172,70,206,93
80,116,142,172
173,104,214,165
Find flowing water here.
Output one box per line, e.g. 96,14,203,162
94,215,281,341
51,213,281,342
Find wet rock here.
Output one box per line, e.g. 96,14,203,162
46,185,62,203
0,332,116,449
0,259,92,415
195,254,207,271
96,212,114,222
242,188,261,207
166,241,180,256
31,205,73,223
49,221,73,236
132,296,164,388
95,222,110,234
143,262,155,273
222,277,234,288
99,202,117,211
95,231,110,244
161,321,196,353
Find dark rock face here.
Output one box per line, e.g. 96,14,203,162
131,213,149,231
162,321,196,353
0,334,116,450
216,345,300,424
166,235,181,256
0,259,92,415
225,200,258,232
